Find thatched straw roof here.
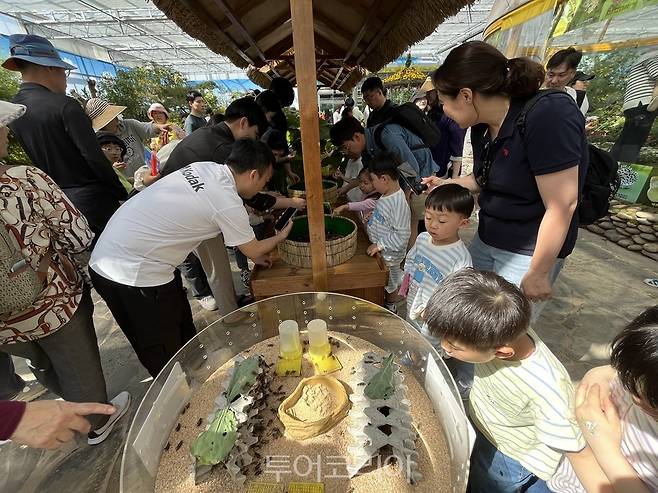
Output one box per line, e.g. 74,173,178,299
152,0,474,91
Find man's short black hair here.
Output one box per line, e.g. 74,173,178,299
226,138,275,176
329,116,364,146
255,90,282,114
369,152,399,180
425,183,474,218
225,97,269,137
206,112,225,126
361,76,385,95
269,77,294,107
611,305,658,408
546,47,582,70
263,129,288,153
186,90,203,104
425,269,531,350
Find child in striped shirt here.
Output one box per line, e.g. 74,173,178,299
548,305,658,493
402,183,473,348
365,154,411,312
425,270,585,493
333,167,381,224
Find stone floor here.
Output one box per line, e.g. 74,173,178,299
1,229,656,493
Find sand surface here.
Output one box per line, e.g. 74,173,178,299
154,332,452,493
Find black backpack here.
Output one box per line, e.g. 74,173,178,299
516,90,620,225
373,102,441,151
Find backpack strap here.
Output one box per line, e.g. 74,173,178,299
515,89,566,138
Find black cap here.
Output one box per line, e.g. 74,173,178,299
573,70,595,81
96,131,127,158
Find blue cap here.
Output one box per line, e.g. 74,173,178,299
2,34,77,71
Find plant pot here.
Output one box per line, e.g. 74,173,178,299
278,215,357,268
287,180,338,204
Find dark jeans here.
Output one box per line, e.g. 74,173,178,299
235,222,267,271
0,353,25,400
610,104,658,163
90,268,197,377
62,185,121,239
0,289,109,427
178,253,213,299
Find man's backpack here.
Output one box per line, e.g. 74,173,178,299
515,90,620,226
373,102,441,151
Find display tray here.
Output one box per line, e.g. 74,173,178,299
154,333,451,493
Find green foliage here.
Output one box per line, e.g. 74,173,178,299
190,408,238,466
98,64,189,121
225,355,260,403
364,354,396,400
0,70,31,165
194,80,220,113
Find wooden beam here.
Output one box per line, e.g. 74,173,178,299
314,35,348,59
313,11,355,46
211,0,270,66
179,0,256,66
252,13,291,45
216,0,267,31
290,0,327,291
263,34,294,59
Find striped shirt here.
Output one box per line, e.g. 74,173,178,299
469,329,586,481
366,188,410,262
404,234,471,322
623,50,658,111
548,377,658,492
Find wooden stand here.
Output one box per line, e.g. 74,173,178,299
251,217,388,305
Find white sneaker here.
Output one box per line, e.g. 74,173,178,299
88,391,131,445
197,295,218,311
15,381,48,402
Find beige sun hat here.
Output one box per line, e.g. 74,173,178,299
84,98,126,131
0,100,26,126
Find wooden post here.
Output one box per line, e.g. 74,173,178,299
290,0,328,291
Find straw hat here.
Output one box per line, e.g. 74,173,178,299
85,98,126,131
147,102,169,120
0,100,26,126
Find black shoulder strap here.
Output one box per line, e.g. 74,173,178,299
515,89,565,138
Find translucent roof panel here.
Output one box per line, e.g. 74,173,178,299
0,0,496,80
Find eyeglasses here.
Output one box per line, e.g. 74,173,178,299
475,141,493,188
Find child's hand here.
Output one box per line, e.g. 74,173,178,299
366,244,381,256
287,171,301,183
143,173,161,187
290,197,306,209
576,383,622,454
333,169,344,180
333,204,348,215
112,161,126,170
579,366,615,403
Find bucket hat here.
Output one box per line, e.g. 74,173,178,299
96,131,127,159
85,98,126,132
2,34,76,71
147,103,169,121
0,100,26,126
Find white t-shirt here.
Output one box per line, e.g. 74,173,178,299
90,163,255,287
565,86,589,116
344,158,364,202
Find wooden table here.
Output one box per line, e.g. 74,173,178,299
250,216,389,305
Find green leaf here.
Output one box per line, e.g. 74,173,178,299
225,355,260,403
190,408,238,465
364,354,396,400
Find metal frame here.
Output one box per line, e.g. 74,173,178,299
0,0,496,81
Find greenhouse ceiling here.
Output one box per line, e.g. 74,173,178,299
0,0,495,82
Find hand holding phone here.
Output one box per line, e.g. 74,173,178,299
275,207,298,231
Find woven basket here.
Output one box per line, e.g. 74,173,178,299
288,180,338,204
279,215,357,268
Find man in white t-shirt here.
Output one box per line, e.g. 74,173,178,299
89,140,293,377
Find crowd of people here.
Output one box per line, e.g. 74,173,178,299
0,32,655,493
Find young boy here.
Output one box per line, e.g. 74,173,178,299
333,167,380,224
365,154,411,312
402,183,473,347
548,305,658,493
425,270,585,492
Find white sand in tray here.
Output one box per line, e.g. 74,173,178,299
154,332,454,493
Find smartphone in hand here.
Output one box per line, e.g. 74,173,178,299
401,174,428,195
275,207,298,231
